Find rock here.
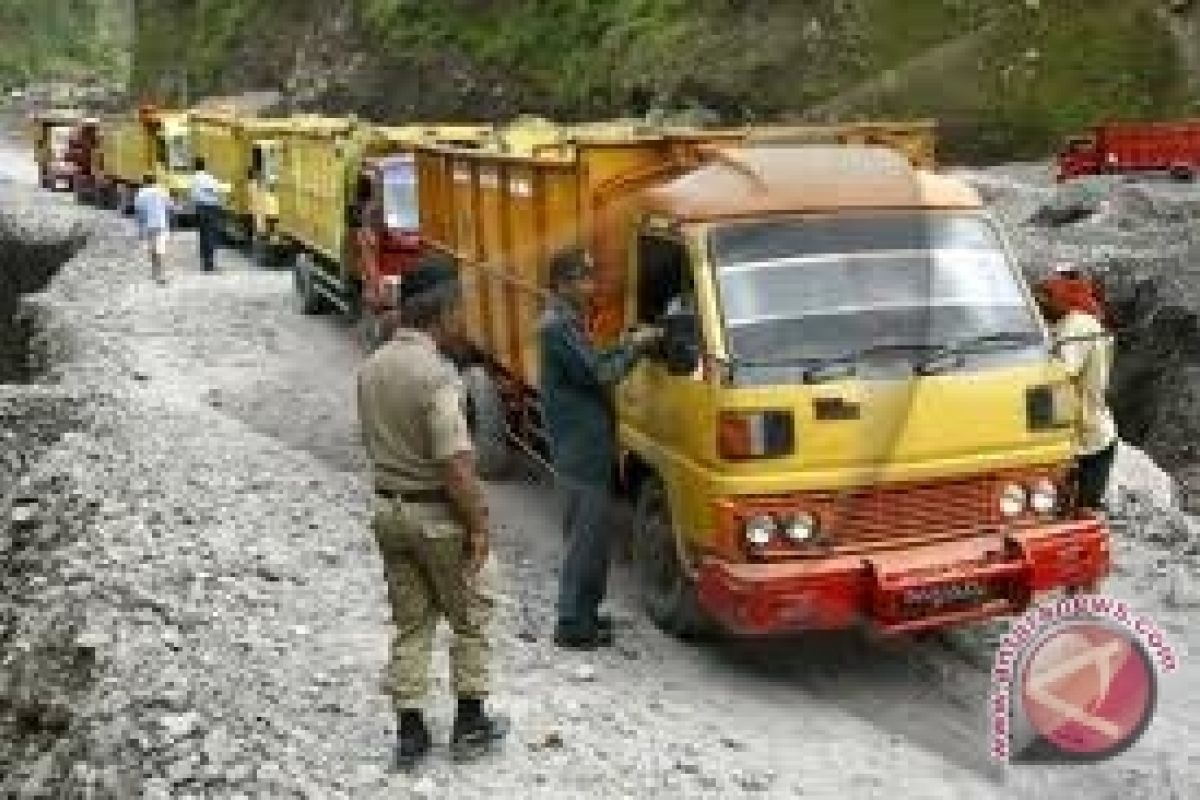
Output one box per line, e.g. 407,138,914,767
412,776,438,797
1165,569,1200,609
569,664,597,683
9,503,39,528
531,731,565,751
160,712,201,741
735,770,775,792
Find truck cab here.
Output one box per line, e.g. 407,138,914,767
350,154,424,330
32,110,81,191
618,146,1108,635
247,138,284,258
1057,135,1101,181
151,113,195,218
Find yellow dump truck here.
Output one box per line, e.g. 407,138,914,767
275,117,494,340
95,106,193,218
190,110,298,260
414,122,1111,638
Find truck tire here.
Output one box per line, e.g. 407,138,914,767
462,366,512,481
250,236,273,270
293,253,330,315
98,183,118,210
633,475,711,639
117,184,135,216
1169,165,1195,183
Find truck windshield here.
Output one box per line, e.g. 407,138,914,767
262,146,280,186
164,133,191,172
382,161,419,231
711,213,1045,382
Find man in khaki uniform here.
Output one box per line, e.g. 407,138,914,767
357,253,508,769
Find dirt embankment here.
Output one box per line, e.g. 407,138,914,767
0,195,105,794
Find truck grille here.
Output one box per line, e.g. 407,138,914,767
818,475,999,547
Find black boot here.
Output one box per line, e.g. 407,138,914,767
450,697,510,763
395,709,432,771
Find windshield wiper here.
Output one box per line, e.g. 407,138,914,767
804,342,948,384
917,330,1044,376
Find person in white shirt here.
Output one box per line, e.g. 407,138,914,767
1037,273,1118,510
190,157,226,272
133,172,172,285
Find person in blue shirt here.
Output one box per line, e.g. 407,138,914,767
133,172,172,285
539,247,662,649
190,157,226,272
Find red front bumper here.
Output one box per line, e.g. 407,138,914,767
695,515,1110,636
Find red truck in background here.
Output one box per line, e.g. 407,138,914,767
1057,120,1200,182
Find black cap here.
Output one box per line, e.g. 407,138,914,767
400,251,459,305
549,247,593,289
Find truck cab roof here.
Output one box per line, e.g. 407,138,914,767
641,145,979,222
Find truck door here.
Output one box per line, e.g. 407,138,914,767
619,230,709,461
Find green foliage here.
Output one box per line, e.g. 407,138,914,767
124,0,1196,160
0,0,129,87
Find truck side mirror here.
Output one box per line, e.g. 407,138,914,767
662,311,700,377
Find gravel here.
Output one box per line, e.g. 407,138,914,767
1,152,1199,799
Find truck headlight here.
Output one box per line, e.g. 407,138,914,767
783,512,819,544
744,514,777,547
999,484,1027,518
719,409,794,460
1030,480,1058,516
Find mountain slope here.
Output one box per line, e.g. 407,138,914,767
123,0,1200,160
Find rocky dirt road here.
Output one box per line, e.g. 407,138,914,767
2,144,1198,799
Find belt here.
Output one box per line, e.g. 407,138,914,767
375,487,450,504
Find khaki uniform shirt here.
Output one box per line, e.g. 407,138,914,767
1054,311,1118,456
356,329,472,492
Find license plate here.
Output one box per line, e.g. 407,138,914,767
902,581,988,608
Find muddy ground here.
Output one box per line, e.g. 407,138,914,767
1,145,1199,799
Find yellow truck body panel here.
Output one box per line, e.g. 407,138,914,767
190,112,300,220
99,109,192,204
275,117,359,264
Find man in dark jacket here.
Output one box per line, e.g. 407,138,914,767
539,247,661,649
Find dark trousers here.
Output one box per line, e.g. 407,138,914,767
196,204,219,272
1076,441,1117,509
556,481,613,632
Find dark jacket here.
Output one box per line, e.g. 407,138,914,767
539,300,640,486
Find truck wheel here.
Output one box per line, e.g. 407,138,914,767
293,253,329,315
633,475,711,639
250,236,271,269
1170,166,1195,183
462,366,512,481
118,184,134,216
